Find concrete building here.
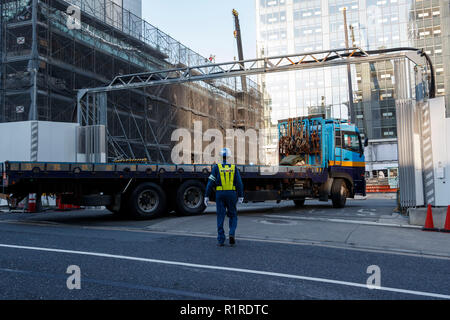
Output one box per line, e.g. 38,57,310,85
0,0,264,164
255,0,450,174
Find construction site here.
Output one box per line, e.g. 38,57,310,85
1,0,449,212
1,1,450,304
0,0,264,163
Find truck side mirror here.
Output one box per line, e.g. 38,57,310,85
364,137,369,148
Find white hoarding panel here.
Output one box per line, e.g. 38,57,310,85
37,122,78,163
0,122,32,162
0,121,78,163
429,97,450,206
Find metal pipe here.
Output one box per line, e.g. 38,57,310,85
0,0,4,122
29,0,39,121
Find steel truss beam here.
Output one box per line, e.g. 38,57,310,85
77,47,434,98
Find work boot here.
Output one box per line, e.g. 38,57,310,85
217,242,225,247
229,236,236,247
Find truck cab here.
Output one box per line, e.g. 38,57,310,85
326,120,367,199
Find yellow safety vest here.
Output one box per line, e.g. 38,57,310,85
216,164,236,191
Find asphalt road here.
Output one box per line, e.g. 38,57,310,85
0,198,449,300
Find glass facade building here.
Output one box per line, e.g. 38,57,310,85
256,0,450,141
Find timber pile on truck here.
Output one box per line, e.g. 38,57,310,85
278,115,325,166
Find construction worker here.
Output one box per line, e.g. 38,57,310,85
204,148,244,247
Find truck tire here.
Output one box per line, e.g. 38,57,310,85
128,182,167,219
331,179,348,208
293,199,305,207
175,180,206,216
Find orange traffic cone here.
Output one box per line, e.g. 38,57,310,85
56,195,67,211
441,206,450,233
27,194,36,213
423,204,438,232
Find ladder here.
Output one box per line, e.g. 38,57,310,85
334,121,344,167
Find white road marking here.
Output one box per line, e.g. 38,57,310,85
357,209,377,215
80,226,450,260
0,243,449,299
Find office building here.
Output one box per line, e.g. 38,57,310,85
256,0,449,172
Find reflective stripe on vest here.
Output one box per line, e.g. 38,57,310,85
216,164,236,191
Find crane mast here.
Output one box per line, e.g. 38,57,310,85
232,9,247,93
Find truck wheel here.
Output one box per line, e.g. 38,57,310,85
129,183,167,219
175,180,206,216
331,179,348,208
293,199,305,207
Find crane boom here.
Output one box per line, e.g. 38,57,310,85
232,9,247,92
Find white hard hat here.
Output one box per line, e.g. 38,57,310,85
220,148,232,157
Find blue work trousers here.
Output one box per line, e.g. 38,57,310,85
216,191,238,244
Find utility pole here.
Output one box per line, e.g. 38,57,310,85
343,8,356,124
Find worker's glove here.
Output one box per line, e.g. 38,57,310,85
204,197,209,207
238,197,244,204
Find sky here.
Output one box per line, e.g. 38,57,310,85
142,0,257,63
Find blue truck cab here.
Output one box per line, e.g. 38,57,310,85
326,120,367,198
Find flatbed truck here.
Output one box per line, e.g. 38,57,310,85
1,116,367,219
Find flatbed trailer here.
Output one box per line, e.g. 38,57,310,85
1,159,365,219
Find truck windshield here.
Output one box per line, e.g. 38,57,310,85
344,133,361,153
336,131,362,153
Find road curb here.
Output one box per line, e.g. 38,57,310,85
263,214,421,229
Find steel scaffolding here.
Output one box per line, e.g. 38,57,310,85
0,0,264,162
